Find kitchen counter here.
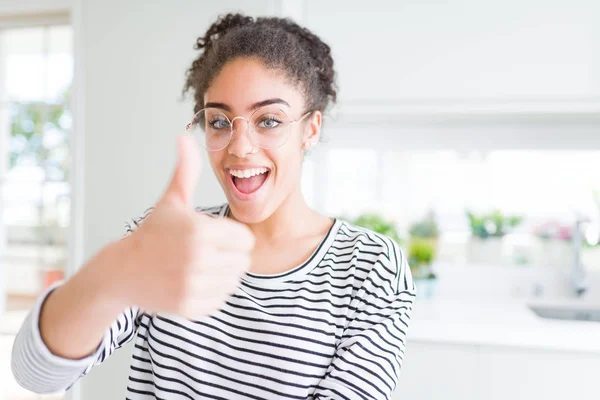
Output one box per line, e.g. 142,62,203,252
410,297,600,353
5,295,600,354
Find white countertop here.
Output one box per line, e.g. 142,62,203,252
410,297,600,353
4,296,600,354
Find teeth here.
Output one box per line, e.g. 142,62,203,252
229,167,268,178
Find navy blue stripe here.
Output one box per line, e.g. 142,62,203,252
145,319,328,378
208,314,335,348
161,314,333,358
156,316,331,368
219,308,340,339
224,301,345,330
142,338,311,399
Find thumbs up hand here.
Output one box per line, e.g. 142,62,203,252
117,135,255,319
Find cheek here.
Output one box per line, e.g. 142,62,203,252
270,146,303,182
206,151,224,174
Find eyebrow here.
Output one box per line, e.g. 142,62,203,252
204,98,291,112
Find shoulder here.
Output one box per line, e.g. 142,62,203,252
335,220,412,295
122,203,229,236
123,206,153,236
195,203,229,218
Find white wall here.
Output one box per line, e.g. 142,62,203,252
305,0,600,103
304,0,600,150
74,1,281,398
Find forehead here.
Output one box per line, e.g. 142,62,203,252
204,57,305,112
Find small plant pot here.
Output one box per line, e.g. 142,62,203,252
0,269,5,313
42,268,65,289
466,237,504,265
414,278,437,299
534,239,572,269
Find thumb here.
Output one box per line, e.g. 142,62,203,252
163,134,202,206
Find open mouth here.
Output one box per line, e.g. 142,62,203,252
228,167,270,195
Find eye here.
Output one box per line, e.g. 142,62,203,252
209,118,230,130
258,117,282,129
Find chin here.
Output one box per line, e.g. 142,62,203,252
227,200,273,224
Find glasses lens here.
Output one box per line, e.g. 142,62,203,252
188,108,231,151
250,105,291,149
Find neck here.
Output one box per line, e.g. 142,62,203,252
245,189,317,243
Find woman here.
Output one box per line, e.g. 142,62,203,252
12,13,415,400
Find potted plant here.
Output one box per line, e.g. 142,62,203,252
350,213,402,245
409,210,439,244
42,261,65,289
407,210,440,295
466,210,523,265
408,238,437,298
532,220,572,269
38,215,67,290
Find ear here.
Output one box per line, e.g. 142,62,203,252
302,111,322,150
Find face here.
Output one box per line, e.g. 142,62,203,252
203,57,321,224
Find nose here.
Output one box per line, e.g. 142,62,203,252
227,117,256,157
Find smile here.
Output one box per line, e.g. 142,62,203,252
227,167,271,197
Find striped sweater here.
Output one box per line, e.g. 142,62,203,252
12,204,416,399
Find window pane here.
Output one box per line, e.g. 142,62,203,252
1,26,73,103
325,149,600,267
47,25,73,103
3,28,45,103
324,149,379,216
1,24,71,399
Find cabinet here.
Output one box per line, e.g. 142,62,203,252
397,340,600,400
397,342,478,400
304,0,600,104
478,347,600,400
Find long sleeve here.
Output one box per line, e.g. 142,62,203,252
10,211,150,394
314,239,416,400
11,289,141,394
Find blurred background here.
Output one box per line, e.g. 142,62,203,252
1,0,600,399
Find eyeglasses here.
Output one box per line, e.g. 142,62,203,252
185,105,312,152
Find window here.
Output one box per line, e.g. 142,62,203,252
1,23,72,400
314,148,600,270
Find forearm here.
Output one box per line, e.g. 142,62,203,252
39,238,133,359
11,238,139,394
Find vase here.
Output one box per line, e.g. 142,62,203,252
414,278,437,299
533,239,572,269
466,237,504,265
42,268,65,289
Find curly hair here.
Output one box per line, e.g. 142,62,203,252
183,13,337,115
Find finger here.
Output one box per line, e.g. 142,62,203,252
162,135,202,207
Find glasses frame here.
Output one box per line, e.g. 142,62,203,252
185,106,313,152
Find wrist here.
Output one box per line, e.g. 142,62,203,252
77,238,138,312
